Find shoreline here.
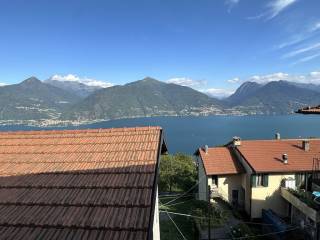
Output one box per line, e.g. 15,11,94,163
0,112,300,128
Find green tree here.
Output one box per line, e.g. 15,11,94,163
159,153,197,193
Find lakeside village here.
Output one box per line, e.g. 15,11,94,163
0,108,319,239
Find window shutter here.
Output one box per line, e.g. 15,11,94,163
295,174,300,187
263,174,269,187
251,175,256,187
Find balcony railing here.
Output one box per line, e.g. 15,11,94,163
280,187,320,223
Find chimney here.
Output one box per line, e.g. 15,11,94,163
282,154,288,164
302,140,310,151
233,136,241,147
204,145,209,154
275,133,280,140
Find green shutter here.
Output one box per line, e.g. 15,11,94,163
263,174,269,187
251,175,256,187
295,173,300,187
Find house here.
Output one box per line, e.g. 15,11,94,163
296,105,320,114
0,127,167,240
196,135,320,237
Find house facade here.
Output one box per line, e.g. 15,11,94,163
196,136,320,221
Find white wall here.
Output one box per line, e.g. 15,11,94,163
153,187,160,240
251,173,294,219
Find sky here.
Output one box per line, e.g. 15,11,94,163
0,0,320,98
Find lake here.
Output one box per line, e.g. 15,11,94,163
0,115,319,154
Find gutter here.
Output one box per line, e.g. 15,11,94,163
147,129,165,240
232,146,255,219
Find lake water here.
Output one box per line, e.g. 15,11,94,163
0,115,320,154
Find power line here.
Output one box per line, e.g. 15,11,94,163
160,210,205,220
163,174,207,206
165,210,188,240
224,226,300,240
159,193,195,199
161,198,195,207
161,210,276,226
162,210,305,240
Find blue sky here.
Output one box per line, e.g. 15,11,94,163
0,0,320,97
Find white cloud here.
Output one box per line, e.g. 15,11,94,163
226,0,239,4
167,77,233,99
248,72,291,83
310,21,320,32
249,0,297,21
277,21,320,49
277,36,307,49
292,52,320,65
229,71,320,85
225,0,240,12
247,14,265,20
166,77,207,88
201,88,235,99
267,0,297,19
0,83,7,87
227,77,240,84
50,74,113,88
282,42,320,58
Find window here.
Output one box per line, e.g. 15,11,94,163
295,173,305,189
251,174,268,187
212,175,218,186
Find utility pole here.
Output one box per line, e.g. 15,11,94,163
208,185,211,240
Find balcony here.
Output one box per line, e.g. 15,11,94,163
280,187,320,222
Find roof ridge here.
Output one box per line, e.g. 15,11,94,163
0,126,162,135
0,149,158,154
240,138,320,142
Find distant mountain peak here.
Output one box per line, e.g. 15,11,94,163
126,77,164,86
225,81,262,105
141,77,158,81
21,77,41,85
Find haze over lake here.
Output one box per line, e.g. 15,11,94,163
0,115,319,154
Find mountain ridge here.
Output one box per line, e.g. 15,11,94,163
0,77,81,120
63,77,223,120
0,76,320,125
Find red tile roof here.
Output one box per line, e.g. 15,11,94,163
0,127,166,240
237,139,320,173
198,147,244,175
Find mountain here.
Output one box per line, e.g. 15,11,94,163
44,78,103,97
225,81,262,106
226,80,320,114
0,77,81,120
289,82,320,93
63,77,223,120
2,76,320,125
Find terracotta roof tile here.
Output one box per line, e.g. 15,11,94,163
0,127,164,239
237,139,320,173
199,147,244,175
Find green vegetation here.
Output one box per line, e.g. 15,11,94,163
192,201,230,228
0,77,80,120
63,77,221,120
159,196,204,240
159,153,197,193
229,223,258,239
229,80,320,115
159,196,233,240
4,76,320,122
288,188,319,210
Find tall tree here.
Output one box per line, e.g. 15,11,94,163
159,153,197,193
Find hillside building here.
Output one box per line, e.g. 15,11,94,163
196,135,320,239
